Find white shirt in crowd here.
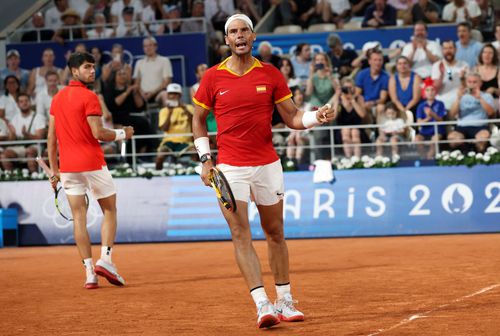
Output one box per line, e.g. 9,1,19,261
36,87,62,125
401,39,442,79
9,111,46,139
142,5,164,34
0,118,8,139
319,0,351,14
431,59,469,110
133,55,173,93
442,1,481,23
111,0,143,24
44,6,64,30
87,28,114,39
204,0,235,22
381,118,406,134
69,0,90,20
0,94,21,122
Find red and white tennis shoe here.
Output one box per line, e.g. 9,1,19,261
95,259,125,286
275,294,304,322
256,300,280,328
84,273,98,289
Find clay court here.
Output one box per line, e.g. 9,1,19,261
1,234,500,335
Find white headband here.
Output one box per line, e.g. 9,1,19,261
224,14,254,35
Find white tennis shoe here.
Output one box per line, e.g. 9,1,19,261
95,259,125,286
256,300,280,328
275,294,304,322
84,273,98,289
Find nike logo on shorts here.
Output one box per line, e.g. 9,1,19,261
219,90,230,95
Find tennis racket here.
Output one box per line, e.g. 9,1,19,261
209,167,237,212
36,157,89,221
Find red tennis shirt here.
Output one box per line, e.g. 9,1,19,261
193,57,292,166
50,80,105,172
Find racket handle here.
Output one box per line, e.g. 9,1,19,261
36,157,53,176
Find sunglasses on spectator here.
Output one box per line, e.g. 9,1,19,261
446,69,452,81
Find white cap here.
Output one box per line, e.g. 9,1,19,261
224,14,253,35
166,83,182,94
362,41,381,52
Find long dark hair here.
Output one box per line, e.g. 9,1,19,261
3,75,20,96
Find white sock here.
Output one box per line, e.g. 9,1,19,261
250,286,269,307
83,258,94,273
276,283,291,300
101,246,112,264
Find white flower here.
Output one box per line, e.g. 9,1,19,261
137,166,146,175
374,155,384,163
382,157,391,164
361,155,370,162
175,163,183,169
435,153,441,160
467,151,476,157
31,172,39,179
122,163,130,168
487,146,498,155
441,150,450,156
285,160,294,168
186,166,195,174
331,157,339,164
126,168,133,174
457,154,464,161
167,169,176,176
442,154,450,161
391,154,400,163
177,168,186,175
475,153,483,160
483,154,491,162
340,158,351,166
350,155,360,163
22,168,29,177
450,150,461,158
363,162,371,168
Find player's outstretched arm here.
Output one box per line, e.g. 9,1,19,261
276,97,334,130
47,115,60,186
87,116,134,142
192,104,213,187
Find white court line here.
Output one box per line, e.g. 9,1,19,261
366,284,500,336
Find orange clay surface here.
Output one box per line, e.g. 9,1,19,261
1,235,500,335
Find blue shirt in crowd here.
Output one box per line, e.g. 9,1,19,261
416,99,447,135
355,68,389,102
458,92,494,127
455,40,482,68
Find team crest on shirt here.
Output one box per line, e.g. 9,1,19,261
256,85,267,93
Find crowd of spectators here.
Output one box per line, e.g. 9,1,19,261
1,0,500,172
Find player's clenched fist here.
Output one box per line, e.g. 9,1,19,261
316,103,334,123
123,126,134,139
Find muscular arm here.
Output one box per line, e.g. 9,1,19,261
47,115,59,176
276,97,333,130
192,104,210,140
87,115,122,142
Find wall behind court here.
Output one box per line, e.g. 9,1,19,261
0,165,499,246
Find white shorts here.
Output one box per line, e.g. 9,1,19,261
60,166,116,200
217,159,284,206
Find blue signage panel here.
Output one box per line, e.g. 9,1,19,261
0,165,498,245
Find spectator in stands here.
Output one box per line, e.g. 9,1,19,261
111,0,143,24
36,70,61,125
90,46,104,93
409,0,440,24
290,43,312,88
235,0,262,23
22,12,55,42
333,77,367,158
387,0,417,25
388,56,422,117
0,50,30,94
103,67,153,154
355,48,389,122
476,0,495,41
1,93,47,173
362,0,397,28
447,72,495,153
142,0,167,35
492,23,500,51
45,0,69,30
401,21,442,80
306,52,337,108
205,0,235,32
455,22,483,69
86,13,114,39
164,5,183,34
27,48,63,99
326,33,358,79
69,0,92,23
376,102,407,157
431,40,469,110
415,81,447,159
351,41,391,71
256,41,281,68
52,9,87,43
101,43,133,87
0,76,21,122
278,57,301,88
473,44,499,101
316,0,351,29
155,83,194,169
87,0,112,23
442,0,481,27
285,87,311,167
116,6,147,37
351,0,374,17
182,0,215,36
189,63,208,101
133,36,173,103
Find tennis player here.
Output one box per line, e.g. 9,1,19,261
47,52,134,289
192,14,334,328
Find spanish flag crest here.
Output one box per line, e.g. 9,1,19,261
256,85,267,93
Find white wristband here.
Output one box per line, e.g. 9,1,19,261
114,129,126,141
302,110,321,129
194,136,210,158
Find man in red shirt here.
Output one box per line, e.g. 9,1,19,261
47,52,134,289
192,14,334,328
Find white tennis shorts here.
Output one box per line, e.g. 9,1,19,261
217,159,284,206
60,166,116,200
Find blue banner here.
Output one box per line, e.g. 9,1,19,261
0,165,499,245
254,24,458,56
7,33,207,86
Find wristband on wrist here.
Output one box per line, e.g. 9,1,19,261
302,110,322,129
114,129,126,141
194,136,210,158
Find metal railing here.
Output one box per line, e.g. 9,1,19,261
1,118,498,174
